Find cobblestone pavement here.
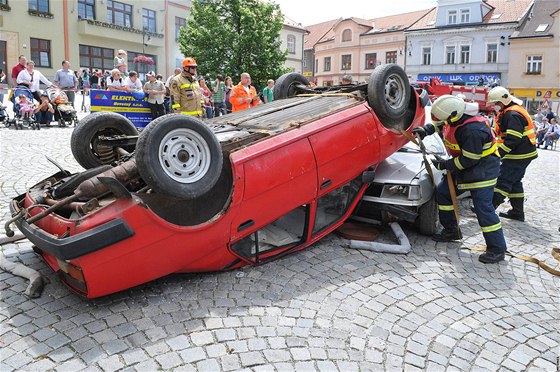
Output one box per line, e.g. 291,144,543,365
0,114,559,371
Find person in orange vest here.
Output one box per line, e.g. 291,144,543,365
412,95,507,264
486,86,537,222
229,72,260,112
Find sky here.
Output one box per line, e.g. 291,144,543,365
271,0,438,26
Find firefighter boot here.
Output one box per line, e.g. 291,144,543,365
478,250,505,264
499,198,525,222
432,228,462,242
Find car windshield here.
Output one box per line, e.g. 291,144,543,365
399,134,447,155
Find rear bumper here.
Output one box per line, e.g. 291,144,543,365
10,197,135,260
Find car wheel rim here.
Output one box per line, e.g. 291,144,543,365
158,128,211,184
384,73,406,109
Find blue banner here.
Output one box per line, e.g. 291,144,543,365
417,73,501,85
90,89,151,128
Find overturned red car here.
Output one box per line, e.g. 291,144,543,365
8,65,429,298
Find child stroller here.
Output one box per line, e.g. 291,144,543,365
0,102,17,128
48,87,79,127
12,87,38,130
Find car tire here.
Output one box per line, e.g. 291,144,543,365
273,72,309,100
417,194,438,236
71,112,138,169
367,64,411,126
135,114,223,199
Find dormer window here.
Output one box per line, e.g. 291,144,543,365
460,9,470,23
342,29,352,42
448,10,457,25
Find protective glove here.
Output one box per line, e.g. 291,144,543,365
432,158,447,170
411,127,427,139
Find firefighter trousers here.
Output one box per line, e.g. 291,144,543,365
436,180,507,254
493,159,532,209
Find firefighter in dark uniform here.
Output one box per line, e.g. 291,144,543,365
170,57,203,118
413,95,507,264
486,86,537,222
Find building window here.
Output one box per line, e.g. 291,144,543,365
526,55,542,74
107,0,132,27
486,43,497,63
175,17,186,40
365,53,377,69
422,47,431,65
78,0,95,20
79,44,114,72
386,51,397,64
324,57,331,72
342,29,352,42
142,8,156,32
128,51,157,76
341,54,352,70
448,10,457,25
460,9,470,23
287,35,296,54
0,0,8,5
460,45,470,64
29,0,49,12
30,38,51,68
315,59,318,73
445,45,456,64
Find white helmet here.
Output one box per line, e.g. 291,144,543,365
431,95,466,124
487,86,522,106
456,93,467,101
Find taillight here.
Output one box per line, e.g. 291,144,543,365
57,259,87,294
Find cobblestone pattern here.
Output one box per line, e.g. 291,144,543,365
1,122,559,371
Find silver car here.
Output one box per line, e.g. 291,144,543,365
356,129,448,235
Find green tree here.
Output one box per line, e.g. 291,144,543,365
178,0,288,90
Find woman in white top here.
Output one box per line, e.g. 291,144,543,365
106,69,127,92
123,71,142,91
16,60,53,102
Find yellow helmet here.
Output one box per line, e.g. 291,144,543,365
431,95,466,125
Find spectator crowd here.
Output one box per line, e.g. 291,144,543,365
1,52,278,126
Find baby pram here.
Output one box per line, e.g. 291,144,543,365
12,87,37,130
48,87,79,127
0,102,17,127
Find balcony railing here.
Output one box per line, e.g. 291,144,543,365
78,18,163,39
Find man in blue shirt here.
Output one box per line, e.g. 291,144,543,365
53,60,78,107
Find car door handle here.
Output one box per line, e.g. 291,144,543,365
237,219,255,232
320,179,332,190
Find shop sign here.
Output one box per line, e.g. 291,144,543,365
509,89,560,98
417,73,501,84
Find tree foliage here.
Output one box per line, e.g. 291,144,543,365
178,0,288,90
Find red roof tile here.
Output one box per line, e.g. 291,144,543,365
409,0,533,30
304,18,341,50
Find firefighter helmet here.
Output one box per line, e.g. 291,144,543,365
431,95,466,125
182,57,197,68
486,86,514,105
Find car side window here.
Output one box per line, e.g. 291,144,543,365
231,205,308,264
313,177,362,235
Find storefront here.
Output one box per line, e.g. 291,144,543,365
509,88,560,116
417,73,502,86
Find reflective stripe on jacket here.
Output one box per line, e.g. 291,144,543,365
169,73,203,117
443,116,498,158
442,115,501,190
495,105,537,161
